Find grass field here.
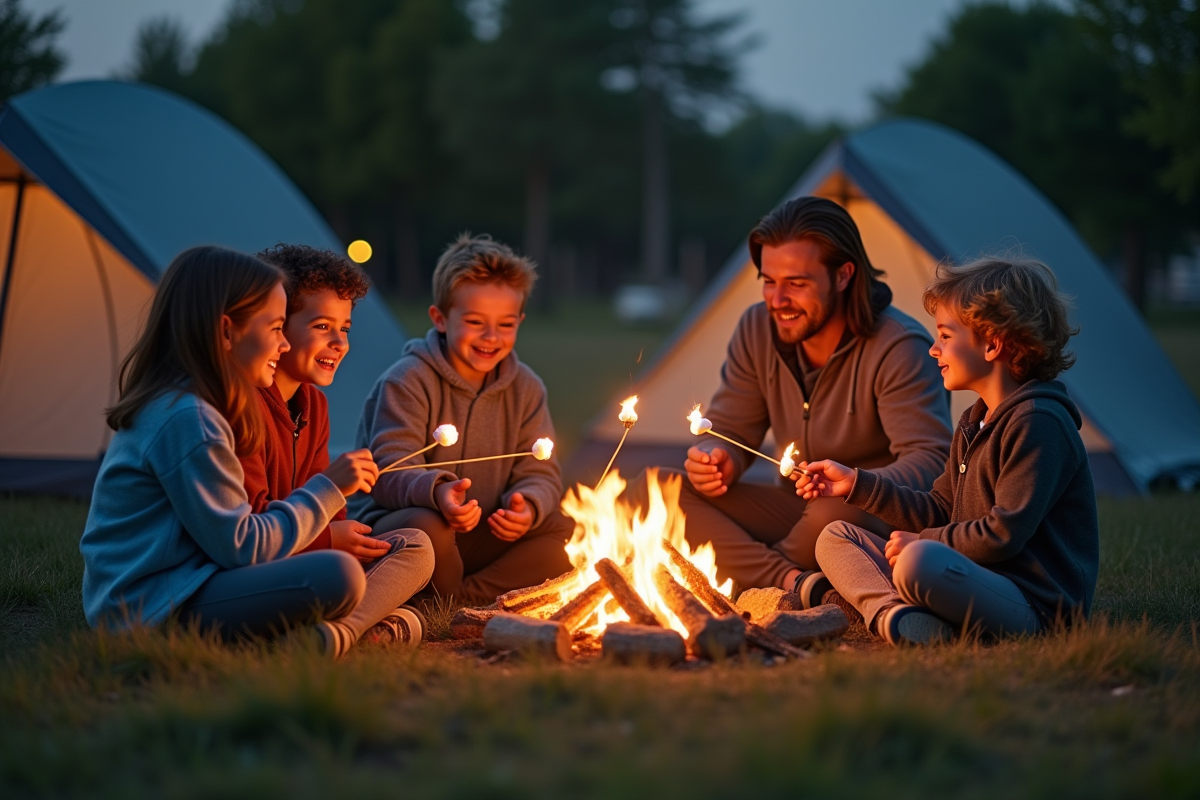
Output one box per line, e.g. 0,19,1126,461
2,308,1199,798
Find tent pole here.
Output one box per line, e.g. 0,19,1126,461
85,227,121,450
0,174,26,362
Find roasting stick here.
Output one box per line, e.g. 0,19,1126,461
595,396,638,489
687,404,809,478
381,424,459,471
378,438,554,475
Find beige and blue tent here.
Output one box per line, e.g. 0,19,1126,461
0,80,406,495
571,119,1200,495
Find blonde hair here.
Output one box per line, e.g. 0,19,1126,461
923,256,1078,384
432,233,537,312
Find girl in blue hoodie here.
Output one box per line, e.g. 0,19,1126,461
80,246,432,657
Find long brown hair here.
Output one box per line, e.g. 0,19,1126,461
106,246,283,455
748,196,887,338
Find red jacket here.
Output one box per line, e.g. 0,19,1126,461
240,383,346,553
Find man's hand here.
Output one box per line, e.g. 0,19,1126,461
323,449,379,497
884,531,919,567
330,520,391,562
488,492,534,542
684,446,736,497
434,478,481,532
794,459,857,500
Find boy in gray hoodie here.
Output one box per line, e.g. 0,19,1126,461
798,257,1099,645
350,234,572,603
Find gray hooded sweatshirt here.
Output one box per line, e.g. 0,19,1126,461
349,329,562,529
848,379,1100,624
702,290,951,490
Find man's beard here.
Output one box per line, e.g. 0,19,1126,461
772,286,838,345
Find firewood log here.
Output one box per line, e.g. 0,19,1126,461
662,540,808,660
653,565,745,659
595,558,662,627
761,607,850,646
449,607,498,639
503,591,563,617
662,540,737,615
601,622,686,666
495,569,580,610
549,580,609,631
482,613,572,661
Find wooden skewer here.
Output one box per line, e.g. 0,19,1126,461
382,441,438,471
379,451,535,475
594,425,632,490
701,429,810,477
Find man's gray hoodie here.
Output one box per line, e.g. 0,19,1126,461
847,379,1100,624
350,329,562,529
702,288,951,490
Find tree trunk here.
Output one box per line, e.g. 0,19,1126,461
393,194,423,300
641,87,669,285
1123,223,1146,311
525,163,551,307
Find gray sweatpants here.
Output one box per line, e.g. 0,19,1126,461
371,508,573,605
659,468,893,589
815,521,1041,636
180,529,434,645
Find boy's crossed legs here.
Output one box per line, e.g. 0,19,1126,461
372,508,573,605
815,521,1040,643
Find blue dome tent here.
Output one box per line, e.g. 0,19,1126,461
0,81,406,495
572,119,1200,495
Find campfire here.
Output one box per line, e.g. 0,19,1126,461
452,468,843,664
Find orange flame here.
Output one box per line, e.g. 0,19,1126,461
618,395,639,424
559,468,731,637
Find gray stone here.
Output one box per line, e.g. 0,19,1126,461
761,606,850,646
735,587,803,624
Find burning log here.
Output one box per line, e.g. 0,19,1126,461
503,591,562,617
661,540,808,660
653,565,745,658
549,580,609,631
601,622,686,666
662,540,738,616
595,558,662,627
735,587,803,623
449,607,498,639
495,569,579,611
761,607,850,646
482,613,572,661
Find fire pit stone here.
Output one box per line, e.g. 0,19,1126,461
734,588,804,624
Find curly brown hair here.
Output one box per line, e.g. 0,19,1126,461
256,243,372,316
923,256,1078,383
432,232,537,312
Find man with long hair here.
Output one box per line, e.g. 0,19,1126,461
678,197,951,604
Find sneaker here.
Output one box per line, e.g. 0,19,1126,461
313,620,354,659
794,570,833,610
880,604,955,647
363,604,425,648
820,589,863,624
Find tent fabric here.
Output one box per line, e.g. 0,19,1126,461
0,80,406,495
571,119,1200,495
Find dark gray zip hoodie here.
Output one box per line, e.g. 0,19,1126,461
847,379,1100,624
349,328,562,530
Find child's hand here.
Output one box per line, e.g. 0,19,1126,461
434,478,481,533
884,531,919,567
794,459,856,499
330,520,391,562
324,449,379,497
488,492,533,542
684,446,735,497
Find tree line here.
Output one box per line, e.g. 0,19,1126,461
1,0,1196,309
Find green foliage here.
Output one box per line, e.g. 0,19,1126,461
1076,0,1200,201
878,1,1190,268
0,0,64,103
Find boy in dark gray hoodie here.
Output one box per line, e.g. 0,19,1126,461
797,257,1099,646
350,234,572,604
